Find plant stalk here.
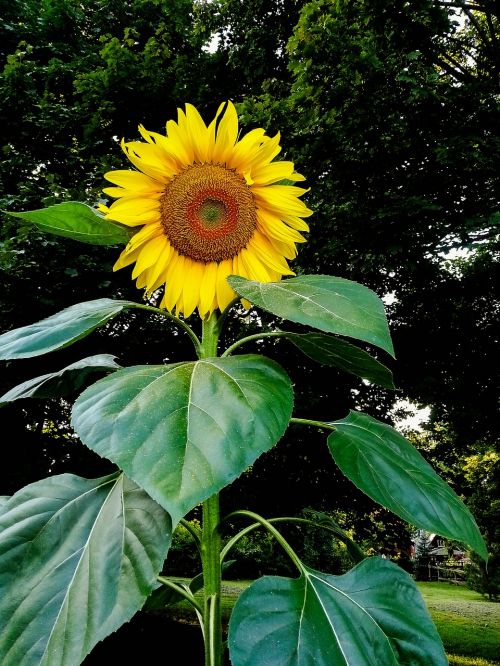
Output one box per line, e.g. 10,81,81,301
199,314,223,666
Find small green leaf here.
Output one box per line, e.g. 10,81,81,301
0,472,171,665
228,557,446,665
0,354,120,406
328,411,488,559
0,299,139,360
72,355,293,524
6,202,134,245
286,332,394,388
228,275,395,357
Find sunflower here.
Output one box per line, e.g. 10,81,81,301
102,101,312,318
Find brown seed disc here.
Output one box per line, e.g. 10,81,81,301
160,163,257,262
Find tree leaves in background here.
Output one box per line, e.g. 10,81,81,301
0,472,172,666
0,299,140,359
327,411,488,559
0,354,120,406
72,355,294,523
229,557,446,665
6,202,135,245
286,332,394,388
228,275,395,357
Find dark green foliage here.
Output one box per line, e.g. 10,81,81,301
466,551,500,601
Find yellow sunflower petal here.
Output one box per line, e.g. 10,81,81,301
184,103,211,162
104,169,164,191
253,186,312,218
256,209,307,244
248,132,282,170
106,196,160,226
145,241,173,292
121,139,176,182
212,101,239,163
247,231,295,275
268,236,298,260
131,235,166,279
239,247,275,283
163,253,186,312
113,245,142,271
199,262,218,318
251,161,296,186
216,259,236,311
227,128,267,172
180,258,203,319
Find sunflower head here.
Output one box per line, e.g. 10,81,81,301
102,101,312,318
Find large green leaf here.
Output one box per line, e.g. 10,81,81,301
328,411,488,559
228,557,446,665
286,332,394,388
228,275,395,357
0,299,138,360
0,472,171,666
0,354,120,406
6,202,134,245
72,355,293,523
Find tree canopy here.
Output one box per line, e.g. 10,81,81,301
0,0,498,539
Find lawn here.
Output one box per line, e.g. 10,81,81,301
417,582,500,665
164,579,500,664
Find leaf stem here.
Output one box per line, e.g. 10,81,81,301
156,576,203,614
223,510,303,574
134,303,201,354
179,518,202,554
220,516,365,565
221,330,288,357
290,417,336,430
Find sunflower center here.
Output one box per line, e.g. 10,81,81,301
160,163,257,263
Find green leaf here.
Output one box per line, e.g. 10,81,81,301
328,411,488,559
228,275,395,357
286,332,394,388
72,355,293,523
0,497,9,511
0,472,171,665
228,557,446,665
0,299,139,360
0,354,120,406
6,202,135,245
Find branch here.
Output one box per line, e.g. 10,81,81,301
434,55,471,81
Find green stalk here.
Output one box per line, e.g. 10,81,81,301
199,314,223,666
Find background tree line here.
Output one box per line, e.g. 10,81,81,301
0,0,498,565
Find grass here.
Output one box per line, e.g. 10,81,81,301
417,582,500,665
163,579,500,664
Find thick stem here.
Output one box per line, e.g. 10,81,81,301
201,494,222,666
199,313,223,666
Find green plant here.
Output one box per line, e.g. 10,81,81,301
0,103,488,666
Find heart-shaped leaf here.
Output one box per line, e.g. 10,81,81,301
328,411,487,559
228,557,446,666
6,202,134,245
72,355,293,523
228,275,394,357
0,472,171,665
0,354,120,406
0,299,139,360
286,332,394,388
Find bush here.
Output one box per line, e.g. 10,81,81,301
465,550,500,601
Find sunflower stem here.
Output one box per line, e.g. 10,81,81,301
199,313,223,666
